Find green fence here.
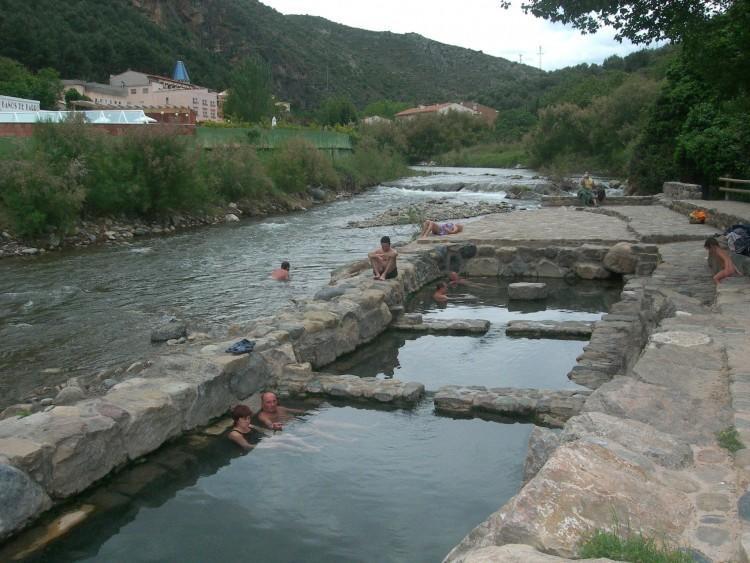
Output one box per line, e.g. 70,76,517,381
196,127,352,151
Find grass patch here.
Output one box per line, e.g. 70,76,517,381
580,530,693,562
717,426,744,453
435,143,527,168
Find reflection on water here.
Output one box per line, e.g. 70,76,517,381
327,278,622,390
11,403,531,563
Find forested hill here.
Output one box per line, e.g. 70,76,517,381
0,0,541,109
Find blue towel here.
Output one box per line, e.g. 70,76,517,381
225,338,255,355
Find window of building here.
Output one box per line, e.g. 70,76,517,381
202,99,208,106
210,100,215,106
130,88,136,94
142,88,148,94
166,97,169,104
192,97,198,104
210,110,216,118
203,110,208,117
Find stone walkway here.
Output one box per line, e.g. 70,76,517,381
414,207,636,247
446,200,750,562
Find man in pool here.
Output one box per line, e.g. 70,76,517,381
257,391,305,431
271,261,290,281
368,236,398,281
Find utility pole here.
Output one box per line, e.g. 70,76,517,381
518,54,523,64
537,46,544,70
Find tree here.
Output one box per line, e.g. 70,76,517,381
64,88,91,109
319,97,358,126
223,56,275,124
0,56,62,109
362,99,410,119
501,0,732,43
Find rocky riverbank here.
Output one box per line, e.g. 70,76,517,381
347,198,515,228
0,189,345,260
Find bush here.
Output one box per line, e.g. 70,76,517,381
199,145,273,202
0,157,85,237
267,137,339,193
334,136,409,189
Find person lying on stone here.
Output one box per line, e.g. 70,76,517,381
227,404,259,451
420,220,464,238
705,237,740,283
256,391,305,431
368,235,398,281
271,261,290,281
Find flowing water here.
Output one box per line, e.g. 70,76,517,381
0,167,541,407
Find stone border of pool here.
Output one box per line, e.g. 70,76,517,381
0,231,640,542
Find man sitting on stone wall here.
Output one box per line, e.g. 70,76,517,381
368,235,398,281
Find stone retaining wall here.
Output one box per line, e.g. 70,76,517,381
541,195,657,207
447,242,659,280
663,181,702,200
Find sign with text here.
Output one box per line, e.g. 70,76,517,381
0,95,41,111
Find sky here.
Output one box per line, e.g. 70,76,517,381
260,0,643,71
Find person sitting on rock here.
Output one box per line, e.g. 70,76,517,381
433,282,449,303
271,261,290,281
368,235,398,281
227,404,258,451
257,391,305,431
705,237,741,283
577,172,597,207
420,220,464,238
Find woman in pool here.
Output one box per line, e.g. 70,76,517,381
227,404,258,451
420,220,464,238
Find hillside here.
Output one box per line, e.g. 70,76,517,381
0,0,542,110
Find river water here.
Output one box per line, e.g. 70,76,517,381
0,167,542,408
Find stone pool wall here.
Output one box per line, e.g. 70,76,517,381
0,235,665,544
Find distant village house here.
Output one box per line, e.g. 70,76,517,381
395,101,498,126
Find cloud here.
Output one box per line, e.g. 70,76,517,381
261,0,645,70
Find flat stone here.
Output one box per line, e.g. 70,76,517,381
696,525,730,546
650,331,712,347
506,320,594,340
390,318,490,334
508,282,547,301
696,493,731,512
452,544,614,562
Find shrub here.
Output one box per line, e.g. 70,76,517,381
335,136,409,189
717,426,744,453
0,157,85,237
199,145,273,202
267,137,339,193
114,127,210,214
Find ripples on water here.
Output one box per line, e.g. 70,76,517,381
0,167,541,405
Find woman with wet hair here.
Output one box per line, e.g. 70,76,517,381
227,404,257,450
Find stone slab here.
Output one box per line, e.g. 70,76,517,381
506,320,594,340
391,316,490,334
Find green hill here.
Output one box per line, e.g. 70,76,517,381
0,0,542,110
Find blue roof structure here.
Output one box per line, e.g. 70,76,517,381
172,60,190,83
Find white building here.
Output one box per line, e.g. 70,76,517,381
63,64,221,122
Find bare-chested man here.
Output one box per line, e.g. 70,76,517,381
368,236,398,281
257,391,304,431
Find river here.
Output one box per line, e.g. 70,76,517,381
0,166,544,408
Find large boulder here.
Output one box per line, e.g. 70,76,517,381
0,463,52,540
574,262,611,280
445,440,694,560
150,318,188,342
561,412,693,469
603,242,637,274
